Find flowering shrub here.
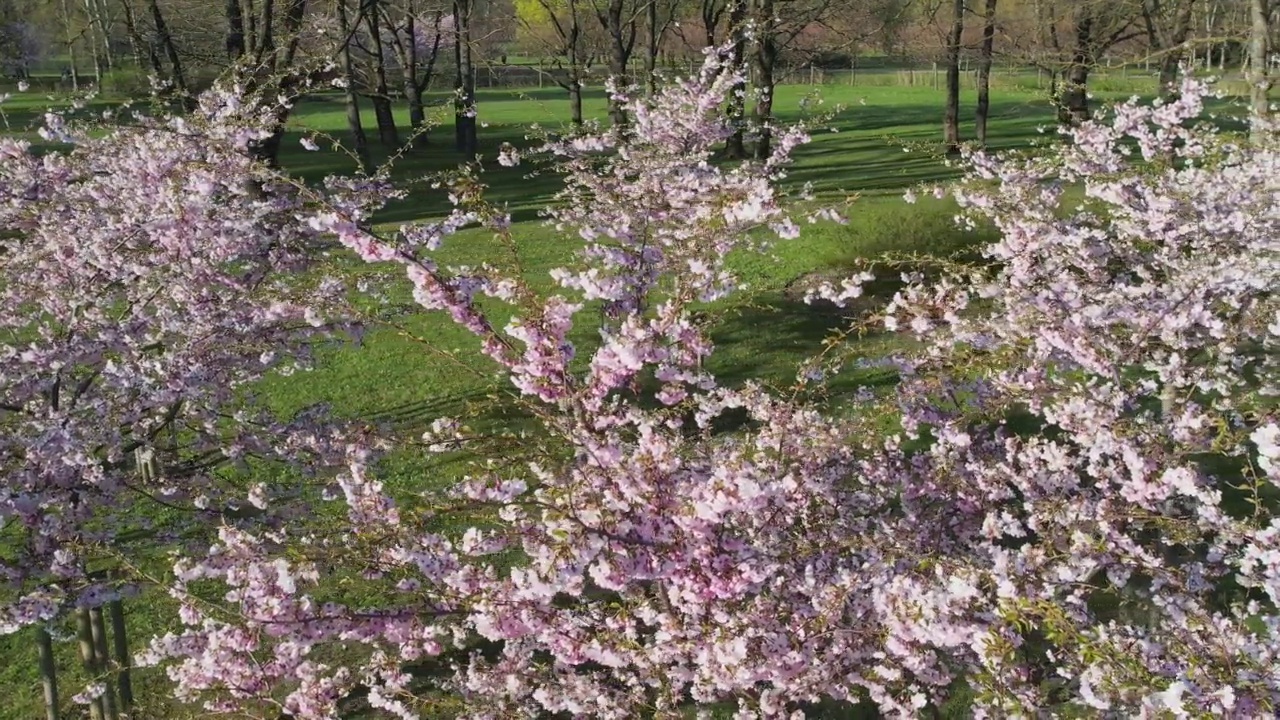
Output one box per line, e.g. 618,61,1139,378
3,49,1279,720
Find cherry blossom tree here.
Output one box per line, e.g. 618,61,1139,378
0,87,356,714
3,42,1279,720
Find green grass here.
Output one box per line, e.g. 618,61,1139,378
0,79,1133,719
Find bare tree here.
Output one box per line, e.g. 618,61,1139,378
1248,0,1270,138
1051,0,1142,124
223,0,312,164
338,0,373,169
748,0,777,158
361,0,402,147
740,0,841,158
724,0,747,157
382,0,449,141
590,0,642,127
641,0,677,93
82,0,115,85
454,0,478,155
37,626,59,720
943,0,964,152
226,0,246,58
149,0,191,97
60,0,82,89
975,0,997,146
520,0,596,125
1142,0,1198,97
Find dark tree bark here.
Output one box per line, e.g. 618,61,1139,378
529,0,590,126
1050,6,1138,127
454,0,478,155
403,9,427,132
748,0,777,160
363,0,402,148
89,607,119,720
148,0,191,99
1059,14,1094,125
723,0,747,158
943,0,964,153
643,0,676,95
699,0,728,50
975,0,998,146
339,0,373,171
566,3,586,125
227,0,247,60
240,0,310,166
37,626,59,720
108,596,133,711
385,4,445,143
1249,0,1271,140
1141,0,1198,98
644,0,659,94
594,0,639,128
77,608,105,720
120,0,162,73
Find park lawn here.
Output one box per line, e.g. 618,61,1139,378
0,82,1053,720
256,80,1044,429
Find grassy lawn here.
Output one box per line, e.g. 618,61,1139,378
0,78,1132,719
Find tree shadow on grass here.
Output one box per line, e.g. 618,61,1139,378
707,292,902,398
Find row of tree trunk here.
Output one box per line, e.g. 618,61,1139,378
943,0,1272,150
36,590,134,720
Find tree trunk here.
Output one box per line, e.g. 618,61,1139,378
1144,0,1198,98
1160,1,1196,96
1059,15,1094,125
364,0,402,148
92,0,116,68
85,9,106,87
89,0,115,67
454,0,478,156
148,0,191,99
89,607,119,720
597,0,636,128
1248,0,1271,140
121,0,157,72
77,608,105,720
723,0,747,158
644,0,660,95
407,82,427,135
749,0,777,160
1060,61,1091,125
227,0,247,60
567,11,586,126
108,597,133,711
83,0,113,86
386,2,442,148
943,0,964,153
402,8,425,134
975,0,998,146
568,77,585,125
338,0,372,171
59,0,81,90
37,626,59,720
